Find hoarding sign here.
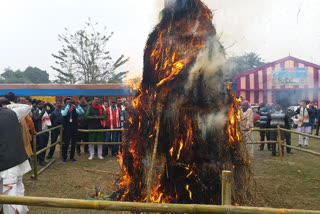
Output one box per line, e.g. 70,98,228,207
272,67,308,86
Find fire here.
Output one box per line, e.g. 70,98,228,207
114,0,251,205
185,184,192,200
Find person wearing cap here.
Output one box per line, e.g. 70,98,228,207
296,100,313,148
240,100,254,157
86,96,106,160
104,98,121,157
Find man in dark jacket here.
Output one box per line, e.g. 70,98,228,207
32,100,55,166
61,97,84,163
281,105,293,154
309,101,318,133
77,95,91,155
257,103,271,151
47,99,64,159
270,104,290,156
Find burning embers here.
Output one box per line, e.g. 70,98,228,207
113,0,253,205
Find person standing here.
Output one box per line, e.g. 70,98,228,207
296,100,312,148
281,105,293,154
61,97,84,163
16,97,37,158
77,96,91,155
257,103,271,151
104,99,121,157
123,100,131,128
32,100,54,166
86,96,106,160
316,107,320,136
269,104,289,156
47,99,64,159
0,99,31,214
240,100,254,157
103,101,109,110
309,101,318,134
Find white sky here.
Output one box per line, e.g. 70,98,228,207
1,0,320,81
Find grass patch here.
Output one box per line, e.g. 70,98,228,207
22,131,320,213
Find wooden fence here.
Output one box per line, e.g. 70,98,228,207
249,126,320,161
31,127,124,178
1,170,320,213
31,125,63,179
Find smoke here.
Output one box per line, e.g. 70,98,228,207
185,36,229,138
186,36,226,94
199,111,227,139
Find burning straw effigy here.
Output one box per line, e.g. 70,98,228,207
112,0,254,205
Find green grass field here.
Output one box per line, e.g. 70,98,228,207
21,131,320,213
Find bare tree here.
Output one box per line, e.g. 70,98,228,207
52,18,129,84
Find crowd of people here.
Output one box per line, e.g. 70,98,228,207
240,98,319,157
0,92,131,213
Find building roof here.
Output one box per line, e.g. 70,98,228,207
0,83,127,89
233,56,320,80
0,83,136,96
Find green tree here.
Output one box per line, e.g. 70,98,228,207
0,67,50,84
24,66,50,83
52,18,129,84
225,52,266,81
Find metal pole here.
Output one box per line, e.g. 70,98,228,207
221,170,232,205
32,135,38,179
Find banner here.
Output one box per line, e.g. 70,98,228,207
272,67,308,86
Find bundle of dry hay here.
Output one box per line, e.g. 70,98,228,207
112,0,254,205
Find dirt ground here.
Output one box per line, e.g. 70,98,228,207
22,131,320,213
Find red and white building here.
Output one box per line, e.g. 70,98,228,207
234,56,320,106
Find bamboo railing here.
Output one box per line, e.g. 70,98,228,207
1,195,320,213
32,125,63,179
76,128,124,145
248,126,320,161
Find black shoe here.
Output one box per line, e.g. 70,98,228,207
46,155,52,159
258,148,264,151
70,158,78,162
39,161,47,166
61,159,67,163
298,144,302,147
305,145,308,149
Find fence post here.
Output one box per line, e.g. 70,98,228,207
277,125,283,162
59,126,63,159
221,170,231,205
32,135,38,179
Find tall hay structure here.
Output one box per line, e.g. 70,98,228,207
113,0,254,205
